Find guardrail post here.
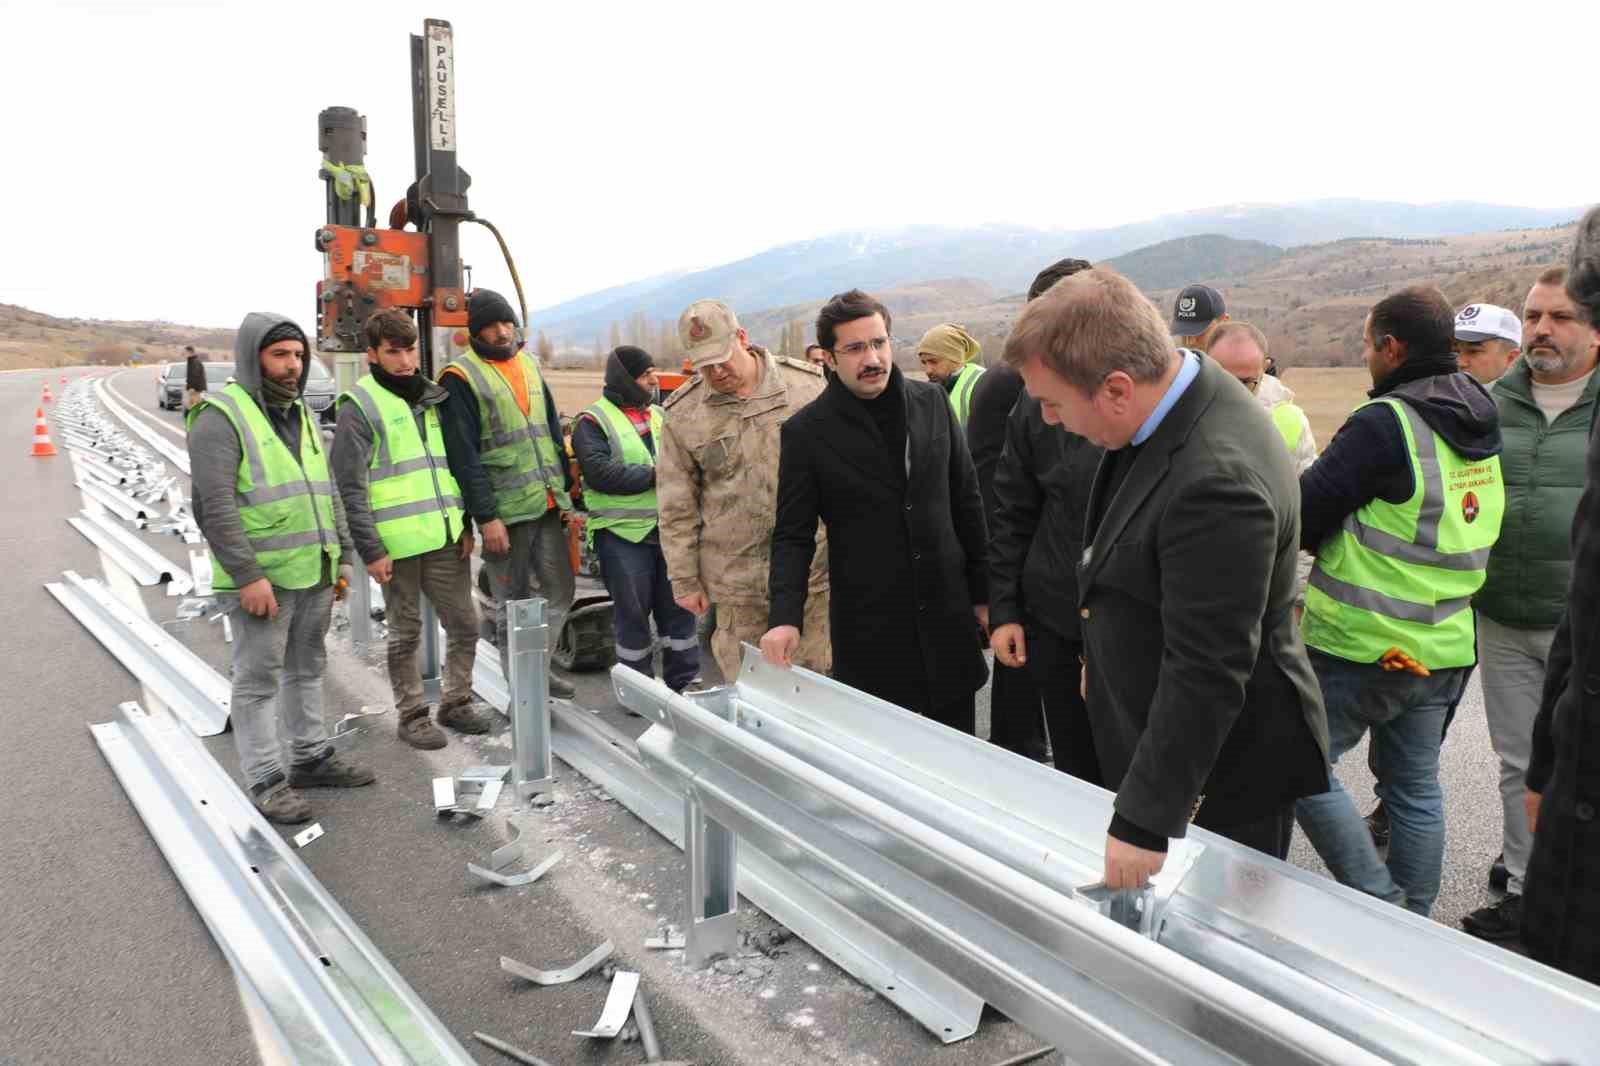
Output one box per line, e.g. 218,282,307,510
349,571,373,647
684,787,738,968
419,599,441,704
507,597,552,799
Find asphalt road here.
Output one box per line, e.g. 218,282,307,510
0,363,1532,1065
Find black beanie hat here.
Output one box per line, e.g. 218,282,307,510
469,289,519,336
612,345,654,378
259,320,308,351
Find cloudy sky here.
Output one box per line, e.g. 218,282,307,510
4,0,1595,328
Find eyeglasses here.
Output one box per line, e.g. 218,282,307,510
833,337,890,358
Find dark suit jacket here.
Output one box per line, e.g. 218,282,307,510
769,369,989,715
1079,354,1329,840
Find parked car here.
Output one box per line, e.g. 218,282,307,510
157,361,233,410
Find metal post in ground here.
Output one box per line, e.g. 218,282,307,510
684,787,738,968
507,597,552,800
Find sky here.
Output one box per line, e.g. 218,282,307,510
4,0,1596,329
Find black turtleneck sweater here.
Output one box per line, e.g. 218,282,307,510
859,366,908,485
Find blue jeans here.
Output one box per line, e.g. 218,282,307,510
1295,650,1464,916
594,529,700,691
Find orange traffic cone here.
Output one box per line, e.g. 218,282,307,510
41,383,52,404
30,407,56,457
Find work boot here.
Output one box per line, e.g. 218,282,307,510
398,711,447,750
437,698,492,735
1489,853,1509,892
289,749,377,789
1365,801,1390,848
251,775,312,825
549,671,576,699
1461,894,1522,942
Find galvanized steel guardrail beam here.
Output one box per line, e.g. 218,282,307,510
67,509,193,595
613,649,1600,1065
46,570,230,737
91,701,474,1065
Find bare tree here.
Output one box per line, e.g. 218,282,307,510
608,321,622,350
535,330,555,366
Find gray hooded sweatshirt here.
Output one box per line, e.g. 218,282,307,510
187,312,354,589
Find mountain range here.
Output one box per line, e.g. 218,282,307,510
532,199,1583,342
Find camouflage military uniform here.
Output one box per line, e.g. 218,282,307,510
658,346,830,680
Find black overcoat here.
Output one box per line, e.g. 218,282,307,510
1524,403,1600,982
769,369,989,715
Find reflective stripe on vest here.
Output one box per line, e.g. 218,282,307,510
341,377,465,561
948,363,985,427
580,397,661,546
1302,396,1504,669
448,352,571,524
1271,403,1304,452
187,382,339,591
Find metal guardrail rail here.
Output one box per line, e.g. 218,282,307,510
609,650,1600,1065
67,509,193,594
91,701,474,1065
47,570,230,737
95,374,191,474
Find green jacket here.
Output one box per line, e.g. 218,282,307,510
1474,359,1600,629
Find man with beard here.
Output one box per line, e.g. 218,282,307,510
1296,286,1504,917
1458,267,1600,942
438,289,577,698
188,313,369,824
761,289,990,732
573,345,700,691
1454,303,1522,386
332,308,487,750
917,323,986,429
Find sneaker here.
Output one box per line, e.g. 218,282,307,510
1489,853,1509,892
251,776,312,825
437,698,492,735
289,750,377,789
398,713,447,750
1365,802,1390,848
548,672,576,699
1462,894,1522,942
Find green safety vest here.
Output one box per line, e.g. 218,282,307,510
187,382,340,592
1271,403,1305,452
338,376,465,561
445,350,572,524
579,397,661,547
948,363,985,427
1302,397,1505,669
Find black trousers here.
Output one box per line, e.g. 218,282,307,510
988,660,1049,759
926,693,978,736
1027,625,1102,786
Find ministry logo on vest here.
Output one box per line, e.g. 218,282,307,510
1462,491,1481,523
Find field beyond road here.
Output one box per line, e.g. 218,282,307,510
545,366,1372,452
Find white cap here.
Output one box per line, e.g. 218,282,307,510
1455,303,1522,347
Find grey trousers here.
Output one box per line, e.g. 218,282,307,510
1477,612,1555,895
384,541,478,719
481,510,574,681
227,583,334,788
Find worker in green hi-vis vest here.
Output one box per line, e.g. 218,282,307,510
572,346,700,691
187,312,373,826
917,323,986,429
1295,285,1505,920
438,290,578,699
332,308,489,752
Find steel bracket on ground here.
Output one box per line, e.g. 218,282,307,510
468,850,561,888
572,971,639,1039
91,701,473,1064
500,940,613,986
47,570,230,736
